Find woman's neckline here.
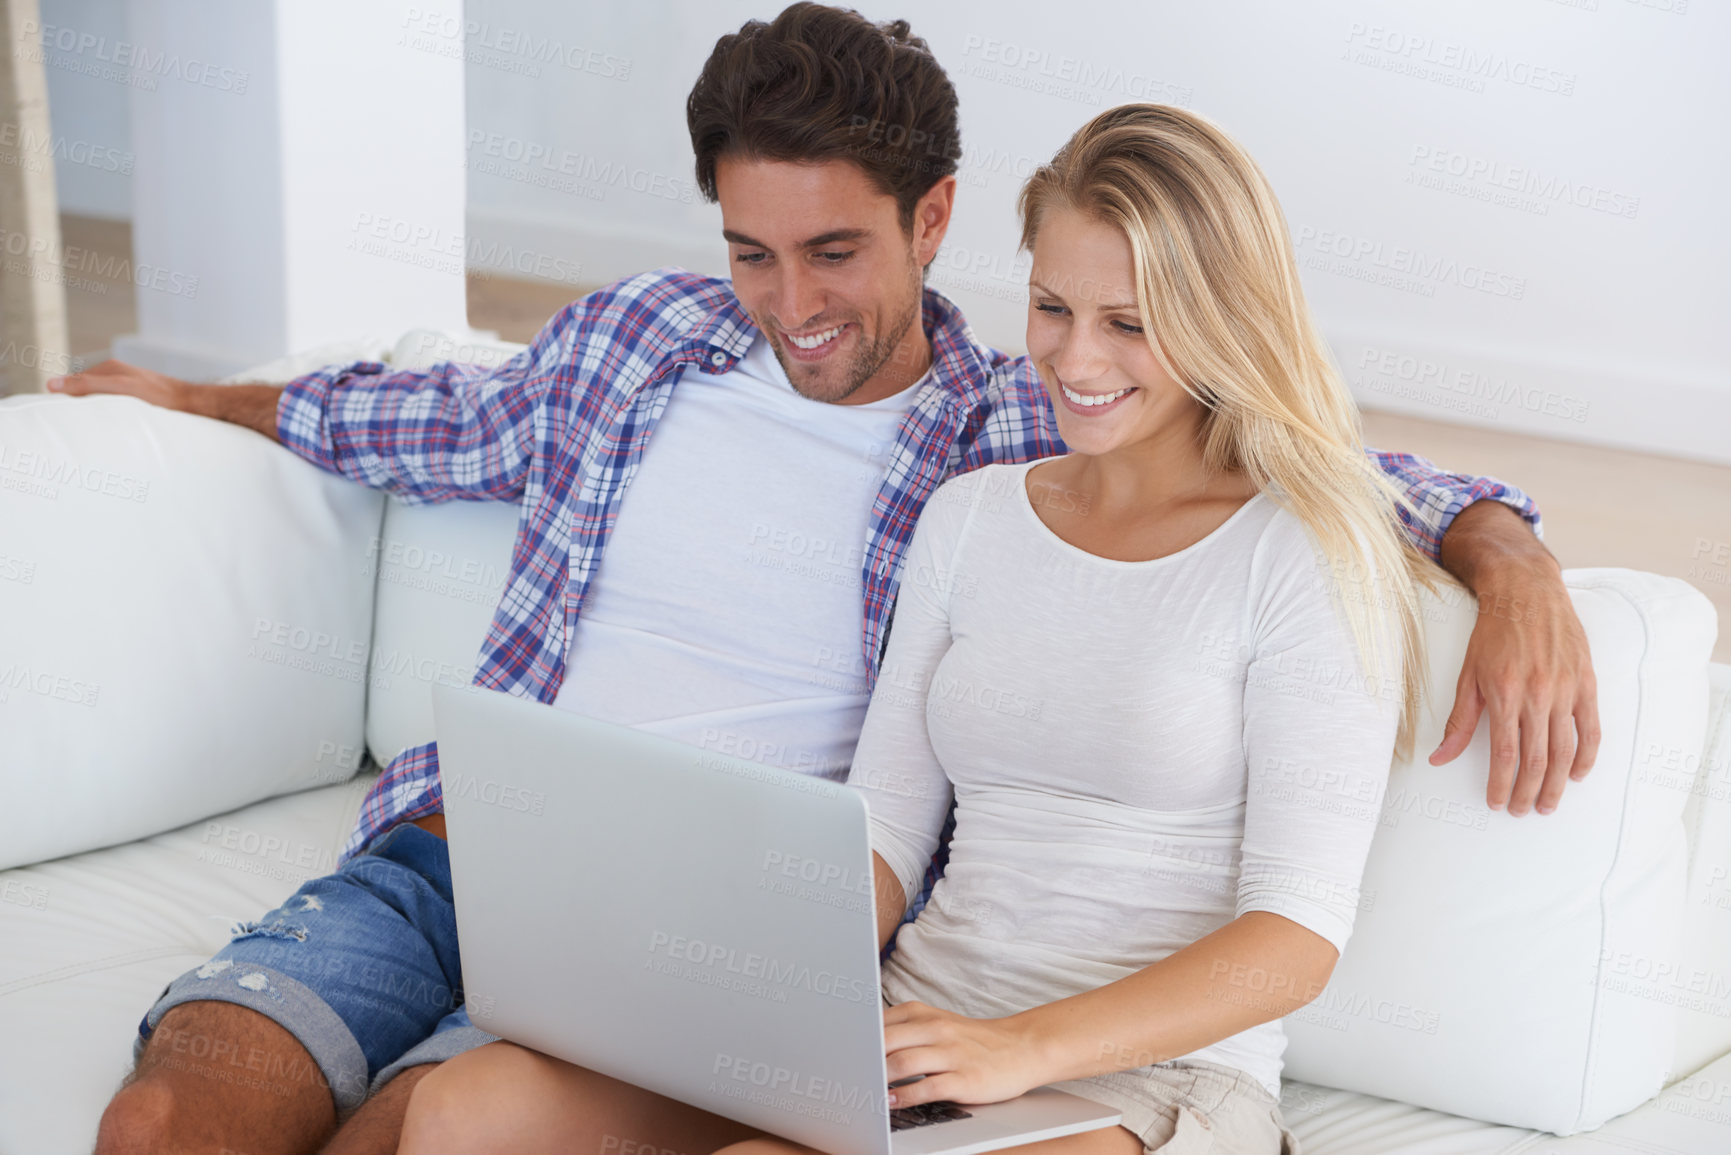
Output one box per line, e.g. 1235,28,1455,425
1015,460,1269,568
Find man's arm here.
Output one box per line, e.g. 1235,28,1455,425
50,350,552,504
1369,448,1598,817
48,362,283,441
46,302,588,504
1434,499,1598,817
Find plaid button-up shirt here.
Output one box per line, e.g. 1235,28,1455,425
277,268,1539,872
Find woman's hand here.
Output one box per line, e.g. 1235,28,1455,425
882,1001,1048,1109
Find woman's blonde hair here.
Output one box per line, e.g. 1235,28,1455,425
1018,103,1442,755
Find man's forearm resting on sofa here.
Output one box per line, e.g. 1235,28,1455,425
47,361,284,444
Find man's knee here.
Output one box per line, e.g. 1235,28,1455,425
94,1078,176,1155
96,1001,335,1153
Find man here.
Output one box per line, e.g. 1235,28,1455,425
63,5,1595,1153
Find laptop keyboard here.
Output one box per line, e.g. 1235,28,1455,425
889,1100,975,1130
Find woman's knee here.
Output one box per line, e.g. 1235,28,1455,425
712,1141,821,1155
398,1042,548,1153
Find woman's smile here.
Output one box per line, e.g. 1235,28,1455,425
1057,382,1140,414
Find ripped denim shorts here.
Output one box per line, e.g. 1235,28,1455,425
133,822,498,1113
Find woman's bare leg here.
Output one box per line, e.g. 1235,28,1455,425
714,1123,1142,1155
397,1040,763,1155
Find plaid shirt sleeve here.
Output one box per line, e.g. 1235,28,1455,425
274,316,575,504
1368,447,1543,560
340,741,445,861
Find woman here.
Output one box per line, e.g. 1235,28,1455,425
397,103,1433,1155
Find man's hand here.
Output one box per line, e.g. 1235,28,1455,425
47,359,193,410
47,359,284,443
1433,500,1599,816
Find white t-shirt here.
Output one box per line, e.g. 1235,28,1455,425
850,462,1401,1098
553,334,923,780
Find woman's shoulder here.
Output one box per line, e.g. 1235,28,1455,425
1252,499,1320,558
921,461,1034,526
1250,498,1397,590
931,460,1029,502
1243,499,1401,650
1240,498,1334,601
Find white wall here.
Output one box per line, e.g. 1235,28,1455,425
40,0,1731,462
35,0,131,219
34,0,469,376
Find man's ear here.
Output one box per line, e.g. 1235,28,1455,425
911,176,958,267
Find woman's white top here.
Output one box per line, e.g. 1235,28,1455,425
850,461,1401,1098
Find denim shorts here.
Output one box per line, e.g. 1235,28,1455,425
134,822,498,1113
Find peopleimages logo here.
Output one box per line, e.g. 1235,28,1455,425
0,663,100,708
1293,226,1526,300
399,9,632,81
647,932,872,1004
1342,22,1577,96
0,226,200,298
1406,145,1640,220
761,850,873,897
20,20,250,94
444,770,546,816
467,131,696,204
711,1053,884,1121
1355,347,1591,424
957,34,1192,105
0,122,132,173
0,441,151,502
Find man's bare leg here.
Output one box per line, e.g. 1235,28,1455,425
317,1064,436,1155
94,1002,336,1155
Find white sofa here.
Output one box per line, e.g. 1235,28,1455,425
2,331,1728,1154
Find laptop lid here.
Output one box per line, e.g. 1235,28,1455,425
433,682,896,1155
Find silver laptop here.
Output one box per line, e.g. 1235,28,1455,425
433,682,1121,1155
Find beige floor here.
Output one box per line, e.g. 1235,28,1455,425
58,215,1731,662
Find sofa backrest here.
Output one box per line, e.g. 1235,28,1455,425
1676,663,1731,1077
360,331,531,769
0,393,383,869
1278,569,1717,1133
364,496,520,767
18,331,1718,1131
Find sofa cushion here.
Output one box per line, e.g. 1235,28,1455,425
1282,570,1718,1134
0,395,383,870
364,497,521,767
7,770,1727,1155
0,776,375,1155
359,332,527,768
1674,662,1731,1077
0,765,1547,1155
1277,1049,1731,1155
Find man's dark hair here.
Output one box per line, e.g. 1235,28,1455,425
686,3,961,231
